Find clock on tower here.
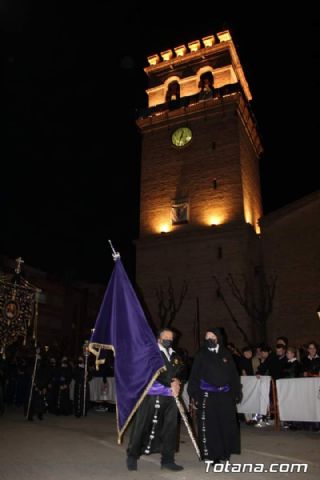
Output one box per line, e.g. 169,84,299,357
135,30,263,353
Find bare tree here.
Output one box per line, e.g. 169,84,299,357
213,275,251,344
226,272,277,343
155,277,188,328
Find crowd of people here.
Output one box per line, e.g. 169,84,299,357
1,331,319,471
225,336,320,431
227,337,320,380
0,351,113,420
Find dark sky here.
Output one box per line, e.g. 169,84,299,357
1,2,319,283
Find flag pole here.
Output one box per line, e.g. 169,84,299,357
194,297,200,350
175,396,201,459
26,347,40,420
108,239,120,261
83,340,89,417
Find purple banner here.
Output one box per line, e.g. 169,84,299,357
89,259,165,441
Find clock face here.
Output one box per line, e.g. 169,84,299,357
171,127,192,148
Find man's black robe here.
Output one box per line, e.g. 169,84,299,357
127,349,185,463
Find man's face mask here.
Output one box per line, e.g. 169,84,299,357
161,339,172,349
205,339,217,348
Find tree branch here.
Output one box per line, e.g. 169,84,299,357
213,275,250,344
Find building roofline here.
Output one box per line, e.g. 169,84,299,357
260,190,320,226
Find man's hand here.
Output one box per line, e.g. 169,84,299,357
171,378,181,397
190,398,198,410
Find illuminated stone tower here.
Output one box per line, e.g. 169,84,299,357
136,31,263,352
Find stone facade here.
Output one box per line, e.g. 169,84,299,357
136,34,265,353
260,192,320,347
136,223,261,353
136,31,319,354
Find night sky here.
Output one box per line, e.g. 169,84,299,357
1,2,319,283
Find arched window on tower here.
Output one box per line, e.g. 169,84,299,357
198,71,215,101
165,81,180,110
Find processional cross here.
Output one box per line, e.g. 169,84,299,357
15,257,24,274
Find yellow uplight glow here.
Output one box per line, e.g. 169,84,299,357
202,35,215,48
159,224,170,233
188,40,201,52
174,45,187,57
209,216,223,226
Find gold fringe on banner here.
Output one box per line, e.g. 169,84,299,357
89,341,166,444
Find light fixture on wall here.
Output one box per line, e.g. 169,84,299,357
317,305,320,320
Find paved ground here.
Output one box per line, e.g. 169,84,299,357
0,406,319,479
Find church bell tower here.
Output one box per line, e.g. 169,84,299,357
136,31,263,352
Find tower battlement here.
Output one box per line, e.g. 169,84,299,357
144,30,251,106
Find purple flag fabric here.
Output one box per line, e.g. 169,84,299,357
89,258,165,443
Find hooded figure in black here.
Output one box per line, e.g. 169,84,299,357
188,327,241,463
25,357,50,421
73,356,92,417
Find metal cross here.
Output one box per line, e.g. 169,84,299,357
15,257,24,274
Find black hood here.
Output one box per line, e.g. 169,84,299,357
205,327,223,345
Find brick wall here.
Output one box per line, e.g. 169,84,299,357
260,192,320,346
136,224,261,354
140,103,246,237
137,98,263,354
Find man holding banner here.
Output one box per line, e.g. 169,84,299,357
126,328,185,471
89,250,186,472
